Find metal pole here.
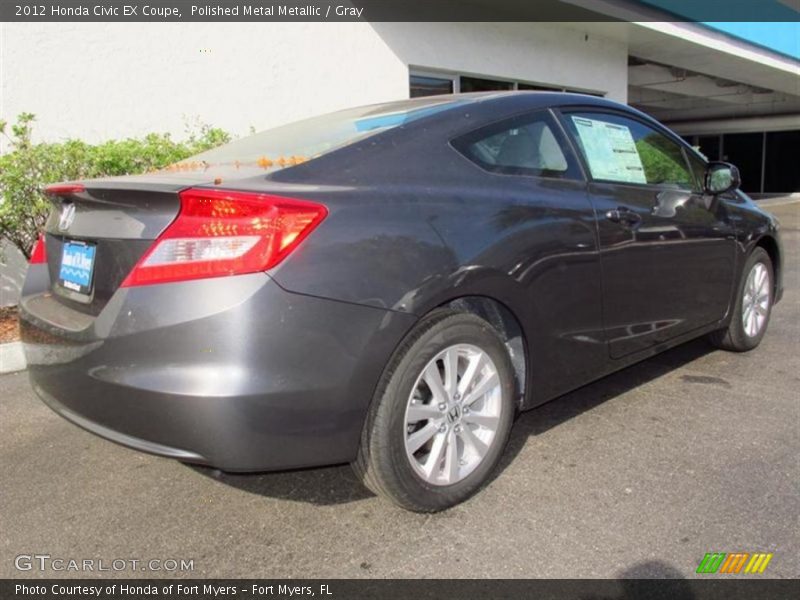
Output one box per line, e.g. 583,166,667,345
760,132,767,194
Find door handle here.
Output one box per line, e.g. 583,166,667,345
605,207,642,227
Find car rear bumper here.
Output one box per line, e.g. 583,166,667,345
20,269,416,471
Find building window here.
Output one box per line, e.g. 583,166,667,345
409,68,605,100
460,76,514,93
764,130,800,193
681,130,800,194
722,133,763,194
410,74,454,98
568,90,605,97
696,135,721,161
518,83,561,92
519,83,603,96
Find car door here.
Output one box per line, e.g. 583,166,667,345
449,109,606,401
559,109,736,358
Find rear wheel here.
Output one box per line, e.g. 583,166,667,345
709,247,773,352
353,311,516,512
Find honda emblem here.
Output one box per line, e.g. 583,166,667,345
58,203,76,232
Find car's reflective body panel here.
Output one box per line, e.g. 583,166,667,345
20,93,782,470
22,270,417,470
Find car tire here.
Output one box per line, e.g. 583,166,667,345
708,247,774,352
353,310,516,512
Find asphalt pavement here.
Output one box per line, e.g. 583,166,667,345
1,202,797,580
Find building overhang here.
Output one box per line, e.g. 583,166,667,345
454,1,799,124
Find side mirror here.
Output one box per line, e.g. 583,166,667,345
705,162,741,195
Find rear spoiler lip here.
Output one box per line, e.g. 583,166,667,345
44,183,85,196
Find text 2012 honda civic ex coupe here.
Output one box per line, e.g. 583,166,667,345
21,93,782,511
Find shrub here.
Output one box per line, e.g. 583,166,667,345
0,113,231,259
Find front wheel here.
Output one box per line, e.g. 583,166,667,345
709,247,774,352
353,311,516,512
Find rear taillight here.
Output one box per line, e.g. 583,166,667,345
30,233,48,264
121,188,327,287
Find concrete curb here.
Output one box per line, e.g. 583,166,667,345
0,341,26,374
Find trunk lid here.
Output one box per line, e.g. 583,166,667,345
44,181,184,316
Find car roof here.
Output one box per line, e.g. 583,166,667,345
395,91,655,124
422,91,681,141
437,90,633,111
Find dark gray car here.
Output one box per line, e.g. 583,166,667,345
20,93,783,511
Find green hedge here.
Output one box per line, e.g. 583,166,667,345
0,113,231,259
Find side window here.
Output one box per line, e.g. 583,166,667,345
564,112,694,189
453,112,580,179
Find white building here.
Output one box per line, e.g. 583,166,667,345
1,17,799,195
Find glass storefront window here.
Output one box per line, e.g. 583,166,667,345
765,130,800,193
410,75,454,98
460,76,514,93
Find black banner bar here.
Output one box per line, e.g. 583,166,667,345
3,579,799,600
2,0,799,22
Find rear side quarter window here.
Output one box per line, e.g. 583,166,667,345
452,111,582,180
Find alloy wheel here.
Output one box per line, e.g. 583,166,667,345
403,344,503,486
742,262,770,338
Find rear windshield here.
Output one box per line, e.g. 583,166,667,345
190,98,465,168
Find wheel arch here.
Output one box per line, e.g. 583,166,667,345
437,295,528,409
754,234,781,298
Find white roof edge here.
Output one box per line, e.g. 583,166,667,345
633,21,800,76
564,0,799,72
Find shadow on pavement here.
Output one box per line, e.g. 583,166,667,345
189,462,375,506
583,561,695,598
190,338,715,508
497,338,714,474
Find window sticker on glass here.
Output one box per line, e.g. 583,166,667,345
571,116,647,184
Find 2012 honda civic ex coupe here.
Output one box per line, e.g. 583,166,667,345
21,92,782,511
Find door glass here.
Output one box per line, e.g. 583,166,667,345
565,112,694,189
